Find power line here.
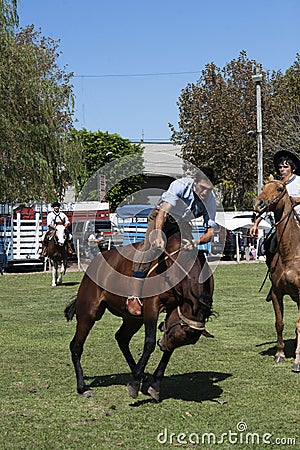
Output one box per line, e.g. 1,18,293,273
74,70,201,79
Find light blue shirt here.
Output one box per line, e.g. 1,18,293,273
161,177,216,228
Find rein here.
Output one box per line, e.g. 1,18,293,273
146,247,191,279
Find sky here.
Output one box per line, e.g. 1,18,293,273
18,0,300,142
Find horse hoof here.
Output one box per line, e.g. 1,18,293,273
82,389,95,398
140,378,151,396
126,381,139,398
274,355,285,363
292,363,300,373
148,386,160,402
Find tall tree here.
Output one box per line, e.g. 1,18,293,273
170,51,295,209
0,25,83,202
0,0,18,36
72,129,146,211
265,54,300,154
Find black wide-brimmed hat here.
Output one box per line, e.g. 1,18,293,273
273,150,300,176
51,201,61,208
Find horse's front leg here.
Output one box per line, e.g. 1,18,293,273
56,262,65,285
115,317,143,373
127,302,159,399
272,290,285,363
292,292,300,372
141,350,173,402
51,262,58,287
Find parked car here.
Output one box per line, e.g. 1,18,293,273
72,219,123,258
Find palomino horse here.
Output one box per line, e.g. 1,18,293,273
64,232,214,401
47,224,68,287
254,179,300,371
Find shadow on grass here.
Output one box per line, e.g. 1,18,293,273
257,338,296,358
85,371,231,403
61,281,80,287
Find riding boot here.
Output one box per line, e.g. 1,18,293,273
67,241,74,255
126,272,145,316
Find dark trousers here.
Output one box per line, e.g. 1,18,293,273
132,208,193,277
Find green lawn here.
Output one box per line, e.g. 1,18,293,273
0,263,299,449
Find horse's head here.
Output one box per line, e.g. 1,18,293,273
55,224,67,246
253,179,287,216
157,296,213,352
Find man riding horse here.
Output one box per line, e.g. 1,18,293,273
250,149,300,301
126,167,217,315
40,201,74,258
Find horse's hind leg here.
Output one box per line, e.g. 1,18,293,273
115,318,143,398
292,294,300,372
70,300,106,396
70,318,96,396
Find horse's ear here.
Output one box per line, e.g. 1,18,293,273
268,174,274,181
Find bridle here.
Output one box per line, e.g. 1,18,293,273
255,180,287,218
159,306,206,336
52,225,67,248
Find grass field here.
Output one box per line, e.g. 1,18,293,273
1,263,299,449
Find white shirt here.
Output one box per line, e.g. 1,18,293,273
47,210,70,228
286,174,300,215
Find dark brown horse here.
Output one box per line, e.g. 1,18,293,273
64,232,214,401
47,224,68,286
254,178,300,371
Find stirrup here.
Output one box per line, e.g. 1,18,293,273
126,296,143,316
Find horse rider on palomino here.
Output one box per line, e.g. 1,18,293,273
250,149,300,301
40,201,74,258
126,167,217,316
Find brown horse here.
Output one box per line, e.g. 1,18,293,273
64,232,214,401
47,224,68,286
254,179,300,371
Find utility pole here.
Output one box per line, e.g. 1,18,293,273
252,71,263,194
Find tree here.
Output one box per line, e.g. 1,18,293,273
170,51,299,209
72,129,146,211
265,54,300,155
0,25,83,202
0,0,18,36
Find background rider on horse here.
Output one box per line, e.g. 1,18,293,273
250,149,300,301
126,167,217,315
40,201,74,258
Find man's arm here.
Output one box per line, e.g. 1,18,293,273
249,216,262,237
152,202,172,248
198,226,214,244
183,226,214,250
291,196,300,204
62,212,70,228
47,213,56,230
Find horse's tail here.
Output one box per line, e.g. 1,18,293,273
64,298,76,321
